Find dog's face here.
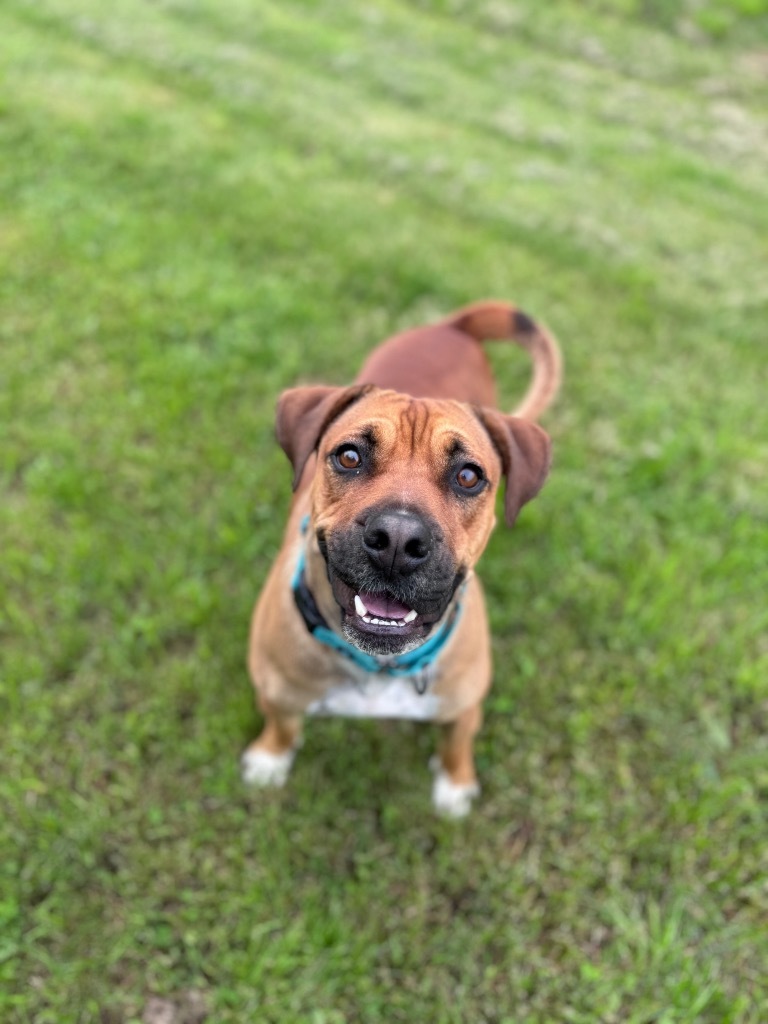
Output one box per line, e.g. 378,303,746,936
277,386,551,657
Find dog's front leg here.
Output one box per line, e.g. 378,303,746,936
431,702,483,818
241,696,303,788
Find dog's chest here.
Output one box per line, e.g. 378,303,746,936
307,674,442,720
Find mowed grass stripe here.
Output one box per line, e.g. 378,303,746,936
6,0,768,321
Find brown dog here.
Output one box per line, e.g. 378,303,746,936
243,301,561,816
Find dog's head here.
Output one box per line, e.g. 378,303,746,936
276,385,551,657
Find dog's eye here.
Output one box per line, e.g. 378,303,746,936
457,466,479,488
333,445,362,472
454,464,485,494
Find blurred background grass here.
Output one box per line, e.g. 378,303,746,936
1,1,767,1022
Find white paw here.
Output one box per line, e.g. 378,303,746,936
430,767,480,819
241,746,296,788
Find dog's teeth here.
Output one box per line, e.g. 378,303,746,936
357,609,416,628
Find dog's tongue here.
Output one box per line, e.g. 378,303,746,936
359,591,413,619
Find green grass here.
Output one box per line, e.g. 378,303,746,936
2,1,767,1021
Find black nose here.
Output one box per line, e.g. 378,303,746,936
362,509,433,576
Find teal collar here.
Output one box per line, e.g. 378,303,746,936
291,519,463,691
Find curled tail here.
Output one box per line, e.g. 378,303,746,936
444,300,562,421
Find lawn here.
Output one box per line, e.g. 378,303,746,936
1,1,767,1021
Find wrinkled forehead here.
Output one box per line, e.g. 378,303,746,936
321,390,498,466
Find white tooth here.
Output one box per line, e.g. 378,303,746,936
354,595,367,617
404,609,418,623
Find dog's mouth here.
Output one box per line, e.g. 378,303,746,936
327,568,457,656
352,589,419,630
331,573,428,635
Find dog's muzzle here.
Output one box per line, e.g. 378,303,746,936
320,505,464,656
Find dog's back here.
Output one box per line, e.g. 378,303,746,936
355,300,562,419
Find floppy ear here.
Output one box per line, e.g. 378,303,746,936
475,409,552,526
275,384,372,490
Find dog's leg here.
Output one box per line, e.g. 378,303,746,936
241,698,303,788
431,703,482,818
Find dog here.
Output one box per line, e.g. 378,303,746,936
242,301,561,816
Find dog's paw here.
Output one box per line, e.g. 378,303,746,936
241,745,296,788
430,763,480,819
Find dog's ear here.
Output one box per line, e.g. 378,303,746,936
475,409,552,526
276,384,372,490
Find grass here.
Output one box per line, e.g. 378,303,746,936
1,0,767,1021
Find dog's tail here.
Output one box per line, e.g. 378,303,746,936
445,300,562,420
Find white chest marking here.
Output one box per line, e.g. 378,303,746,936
307,676,442,721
